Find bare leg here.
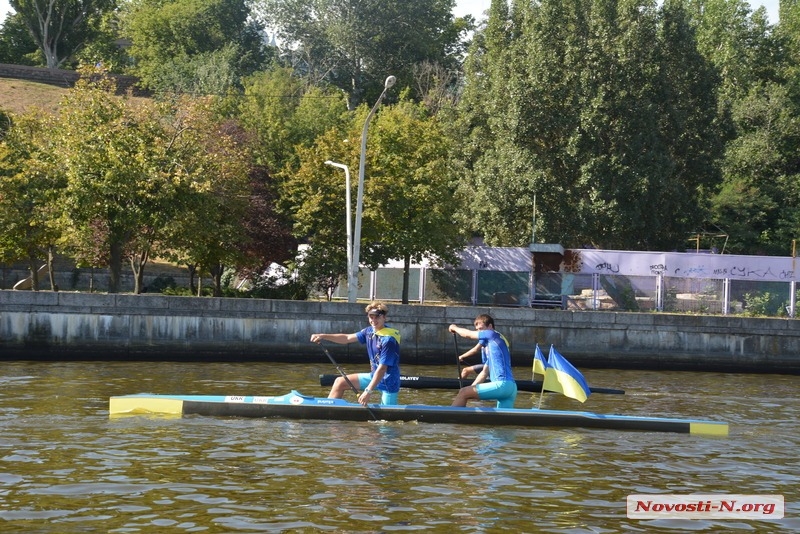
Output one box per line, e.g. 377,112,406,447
451,385,479,407
328,373,361,399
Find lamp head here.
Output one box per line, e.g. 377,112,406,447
384,76,396,89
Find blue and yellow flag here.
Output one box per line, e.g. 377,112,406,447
532,344,548,376
542,345,591,403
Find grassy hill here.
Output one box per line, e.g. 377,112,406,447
0,77,67,115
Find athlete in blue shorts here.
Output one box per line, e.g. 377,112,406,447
449,314,517,408
456,316,510,380
311,301,401,405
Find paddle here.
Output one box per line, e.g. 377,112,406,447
453,332,463,388
316,342,378,421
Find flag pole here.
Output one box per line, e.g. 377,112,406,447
532,343,548,409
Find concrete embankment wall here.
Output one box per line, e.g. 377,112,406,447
1,290,798,373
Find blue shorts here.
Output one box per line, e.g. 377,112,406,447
358,373,399,405
475,380,518,408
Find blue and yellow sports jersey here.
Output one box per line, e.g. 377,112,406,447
356,325,401,393
478,329,514,383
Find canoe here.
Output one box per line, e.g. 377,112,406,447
109,390,726,435
319,374,625,395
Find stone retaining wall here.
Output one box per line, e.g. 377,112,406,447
0,63,149,96
2,290,798,373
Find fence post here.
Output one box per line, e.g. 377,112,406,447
369,271,377,301
471,270,478,306
656,273,663,312
528,270,534,308
419,267,426,304
723,278,731,315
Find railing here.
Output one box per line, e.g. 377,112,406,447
329,248,799,318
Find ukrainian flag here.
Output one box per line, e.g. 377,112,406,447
532,344,548,376
543,345,591,403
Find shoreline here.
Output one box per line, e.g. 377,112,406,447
2,290,799,373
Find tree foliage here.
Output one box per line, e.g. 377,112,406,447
0,110,64,289
52,70,254,293
238,67,348,172
284,97,464,301
703,1,800,255
256,0,464,110
453,0,724,250
0,11,41,65
687,0,780,103
121,0,269,93
10,0,116,68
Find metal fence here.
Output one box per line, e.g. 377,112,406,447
328,247,799,318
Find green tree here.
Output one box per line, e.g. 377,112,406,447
711,83,800,254
55,73,161,292
362,99,464,302
73,9,130,72
0,11,40,65
285,98,464,302
0,111,65,290
160,109,253,297
778,0,800,98
54,70,252,293
687,0,779,104
256,0,464,109
653,0,725,247
282,126,355,297
10,0,116,68
453,0,723,250
121,0,269,93
706,1,800,255
238,67,347,172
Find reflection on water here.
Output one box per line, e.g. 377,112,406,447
0,361,798,532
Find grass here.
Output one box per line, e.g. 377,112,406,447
0,77,68,115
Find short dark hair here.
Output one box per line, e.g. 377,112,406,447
474,314,494,328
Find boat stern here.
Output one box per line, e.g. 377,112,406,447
109,395,185,416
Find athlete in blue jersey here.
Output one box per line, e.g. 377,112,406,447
449,314,517,408
456,315,510,379
311,301,401,405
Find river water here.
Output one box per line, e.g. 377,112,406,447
0,361,797,533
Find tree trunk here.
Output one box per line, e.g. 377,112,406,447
187,264,198,295
47,245,58,291
210,263,224,297
27,255,39,291
348,62,362,111
401,254,411,304
108,241,123,293
130,248,150,294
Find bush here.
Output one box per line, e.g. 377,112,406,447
148,275,176,293
741,291,786,317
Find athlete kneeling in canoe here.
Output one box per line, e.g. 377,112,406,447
456,316,511,380
310,301,401,406
449,314,517,408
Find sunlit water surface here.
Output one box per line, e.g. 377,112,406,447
0,361,797,533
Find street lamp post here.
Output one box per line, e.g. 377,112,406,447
351,75,396,304
324,160,354,302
